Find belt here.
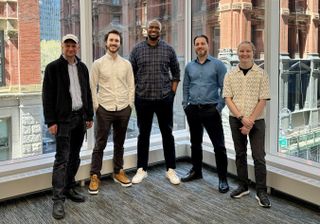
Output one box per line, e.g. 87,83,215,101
192,104,217,109
72,108,83,115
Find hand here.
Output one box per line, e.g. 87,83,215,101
239,126,250,135
241,117,254,129
86,121,93,129
48,124,58,136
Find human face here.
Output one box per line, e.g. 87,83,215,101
62,40,78,58
194,37,209,58
147,21,161,41
237,43,254,65
106,33,121,54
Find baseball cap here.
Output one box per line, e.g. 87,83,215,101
62,34,79,44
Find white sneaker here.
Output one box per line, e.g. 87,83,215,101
166,168,180,185
132,168,148,184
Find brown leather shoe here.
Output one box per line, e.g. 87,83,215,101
88,174,100,195
113,169,132,187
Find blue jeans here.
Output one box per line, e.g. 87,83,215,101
135,93,176,170
229,117,267,192
52,113,85,202
184,104,228,179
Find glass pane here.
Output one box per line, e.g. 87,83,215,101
0,0,80,161
41,0,81,155
0,118,10,161
91,0,186,142
41,0,80,155
191,0,265,150
279,0,320,163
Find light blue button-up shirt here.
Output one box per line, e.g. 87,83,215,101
182,55,226,112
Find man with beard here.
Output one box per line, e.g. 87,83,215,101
129,19,181,185
181,34,229,193
88,30,135,194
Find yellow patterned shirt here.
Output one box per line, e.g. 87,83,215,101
223,63,270,120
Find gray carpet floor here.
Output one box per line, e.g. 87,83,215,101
0,162,319,224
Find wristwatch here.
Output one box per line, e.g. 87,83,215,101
238,116,244,121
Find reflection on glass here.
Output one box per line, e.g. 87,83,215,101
0,118,10,161
191,0,265,149
0,0,81,161
92,0,186,141
279,0,320,163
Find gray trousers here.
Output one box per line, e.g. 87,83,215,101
229,117,267,192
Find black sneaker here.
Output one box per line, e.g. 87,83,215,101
230,185,250,198
255,191,271,208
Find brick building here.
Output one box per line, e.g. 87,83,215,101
0,0,319,162
87,0,320,162
0,0,42,160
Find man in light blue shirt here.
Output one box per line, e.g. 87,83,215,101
181,34,229,193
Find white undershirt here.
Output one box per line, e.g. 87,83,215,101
65,56,83,111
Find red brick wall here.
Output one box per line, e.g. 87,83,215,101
18,0,41,86
5,39,19,85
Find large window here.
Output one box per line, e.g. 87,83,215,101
0,0,318,164
40,0,81,155
91,0,186,142
0,0,318,205
191,0,265,149
279,0,320,164
0,0,81,161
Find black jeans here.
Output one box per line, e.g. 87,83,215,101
184,104,228,179
229,116,267,192
52,113,86,202
90,105,131,176
135,93,176,170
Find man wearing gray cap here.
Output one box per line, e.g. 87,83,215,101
42,34,94,219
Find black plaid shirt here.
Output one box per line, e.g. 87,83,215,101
129,40,180,100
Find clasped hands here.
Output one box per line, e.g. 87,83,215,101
239,117,254,135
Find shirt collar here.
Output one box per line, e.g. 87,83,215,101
195,55,211,64
145,39,161,47
105,52,119,60
236,63,259,72
62,54,78,65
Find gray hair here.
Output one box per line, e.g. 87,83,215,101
147,19,162,31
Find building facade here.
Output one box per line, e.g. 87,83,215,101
0,0,42,160
0,0,320,163
40,0,61,41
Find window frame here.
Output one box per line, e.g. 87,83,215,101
0,30,5,87
0,0,319,206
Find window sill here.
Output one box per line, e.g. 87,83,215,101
0,130,319,206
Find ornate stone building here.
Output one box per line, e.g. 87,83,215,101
0,0,42,160
61,0,320,162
